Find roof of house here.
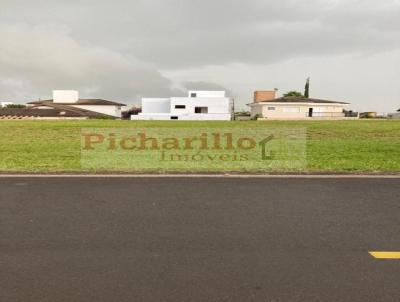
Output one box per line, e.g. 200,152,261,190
0,104,113,119
252,97,349,105
0,108,84,118
28,99,126,106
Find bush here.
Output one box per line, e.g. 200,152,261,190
122,107,142,119
5,104,26,108
283,91,303,97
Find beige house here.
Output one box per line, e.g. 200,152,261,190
249,91,351,120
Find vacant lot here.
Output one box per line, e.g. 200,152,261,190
0,120,399,173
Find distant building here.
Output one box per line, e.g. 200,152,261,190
27,90,126,118
249,90,352,120
1,102,13,108
388,112,400,119
359,112,377,119
132,91,232,121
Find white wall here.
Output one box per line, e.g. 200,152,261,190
179,114,231,120
170,97,230,115
135,91,231,121
53,90,79,103
141,98,170,114
131,113,172,120
132,113,231,121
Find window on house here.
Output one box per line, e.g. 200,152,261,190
195,107,208,114
175,105,186,109
190,93,197,98
170,116,178,120
267,107,276,111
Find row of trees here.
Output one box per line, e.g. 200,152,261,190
1,104,26,109
283,78,310,98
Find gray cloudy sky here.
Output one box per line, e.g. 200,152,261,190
1,0,400,111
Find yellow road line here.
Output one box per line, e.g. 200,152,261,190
369,251,400,259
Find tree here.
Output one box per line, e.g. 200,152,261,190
121,107,142,119
304,77,310,98
283,91,303,97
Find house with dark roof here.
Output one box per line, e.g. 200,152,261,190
248,90,354,120
0,107,109,120
27,90,126,118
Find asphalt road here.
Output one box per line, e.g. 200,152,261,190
1,177,399,302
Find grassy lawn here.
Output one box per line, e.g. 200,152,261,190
0,119,399,173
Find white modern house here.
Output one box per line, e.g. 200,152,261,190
249,90,352,120
132,91,232,120
28,90,126,118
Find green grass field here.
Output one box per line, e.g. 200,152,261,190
0,120,399,173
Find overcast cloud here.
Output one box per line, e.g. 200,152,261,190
1,0,399,111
